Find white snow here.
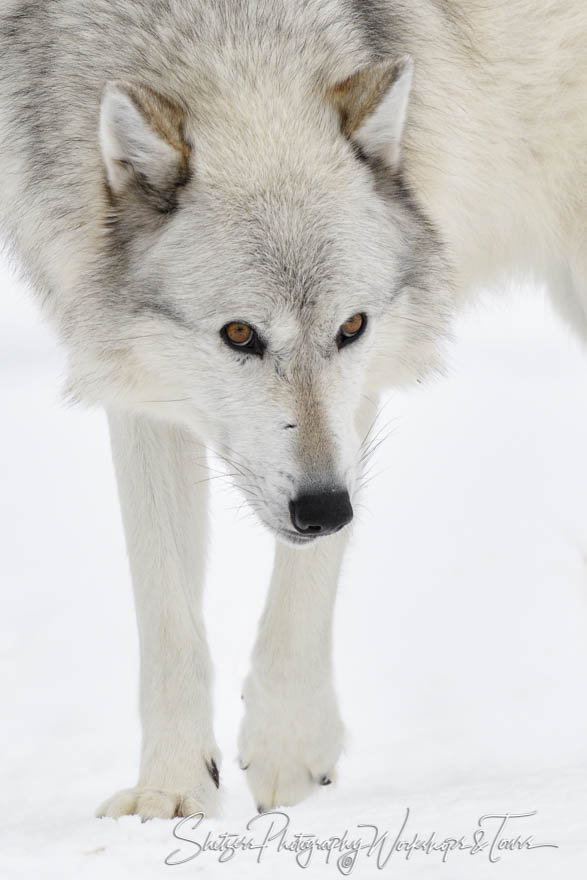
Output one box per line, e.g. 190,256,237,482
1,256,587,878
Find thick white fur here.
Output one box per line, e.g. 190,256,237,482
401,0,587,305
0,0,585,818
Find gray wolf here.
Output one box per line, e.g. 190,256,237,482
0,0,585,818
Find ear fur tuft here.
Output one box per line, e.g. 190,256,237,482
329,56,413,167
100,81,191,212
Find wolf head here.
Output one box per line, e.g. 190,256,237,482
71,48,450,544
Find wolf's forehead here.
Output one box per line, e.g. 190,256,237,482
212,270,342,330
199,187,354,303
205,232,352,343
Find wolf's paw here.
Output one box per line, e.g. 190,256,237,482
96,754,221,820
237,675,344,812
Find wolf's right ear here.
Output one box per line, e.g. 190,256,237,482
99,81,191,212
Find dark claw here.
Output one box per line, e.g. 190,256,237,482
319,776,332,786
238,759,250,771
257,804,267,814
206,758,220,789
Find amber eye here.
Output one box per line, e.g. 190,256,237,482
337,312,367,349
221,321,264,356
225,322,253,345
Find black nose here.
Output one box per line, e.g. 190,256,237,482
289,490,353,536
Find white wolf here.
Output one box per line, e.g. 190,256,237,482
0,0,585,819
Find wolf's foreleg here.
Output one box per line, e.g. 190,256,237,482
97,411,219,820
238,518,349,811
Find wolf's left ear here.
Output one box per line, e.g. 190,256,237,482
328,56,413,168
100,81,191,212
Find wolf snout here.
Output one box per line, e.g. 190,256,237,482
289,489,353,537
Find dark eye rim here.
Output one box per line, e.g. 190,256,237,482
220,321,265,357
336,312,368,349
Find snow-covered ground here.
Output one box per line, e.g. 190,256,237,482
1,256,587,879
